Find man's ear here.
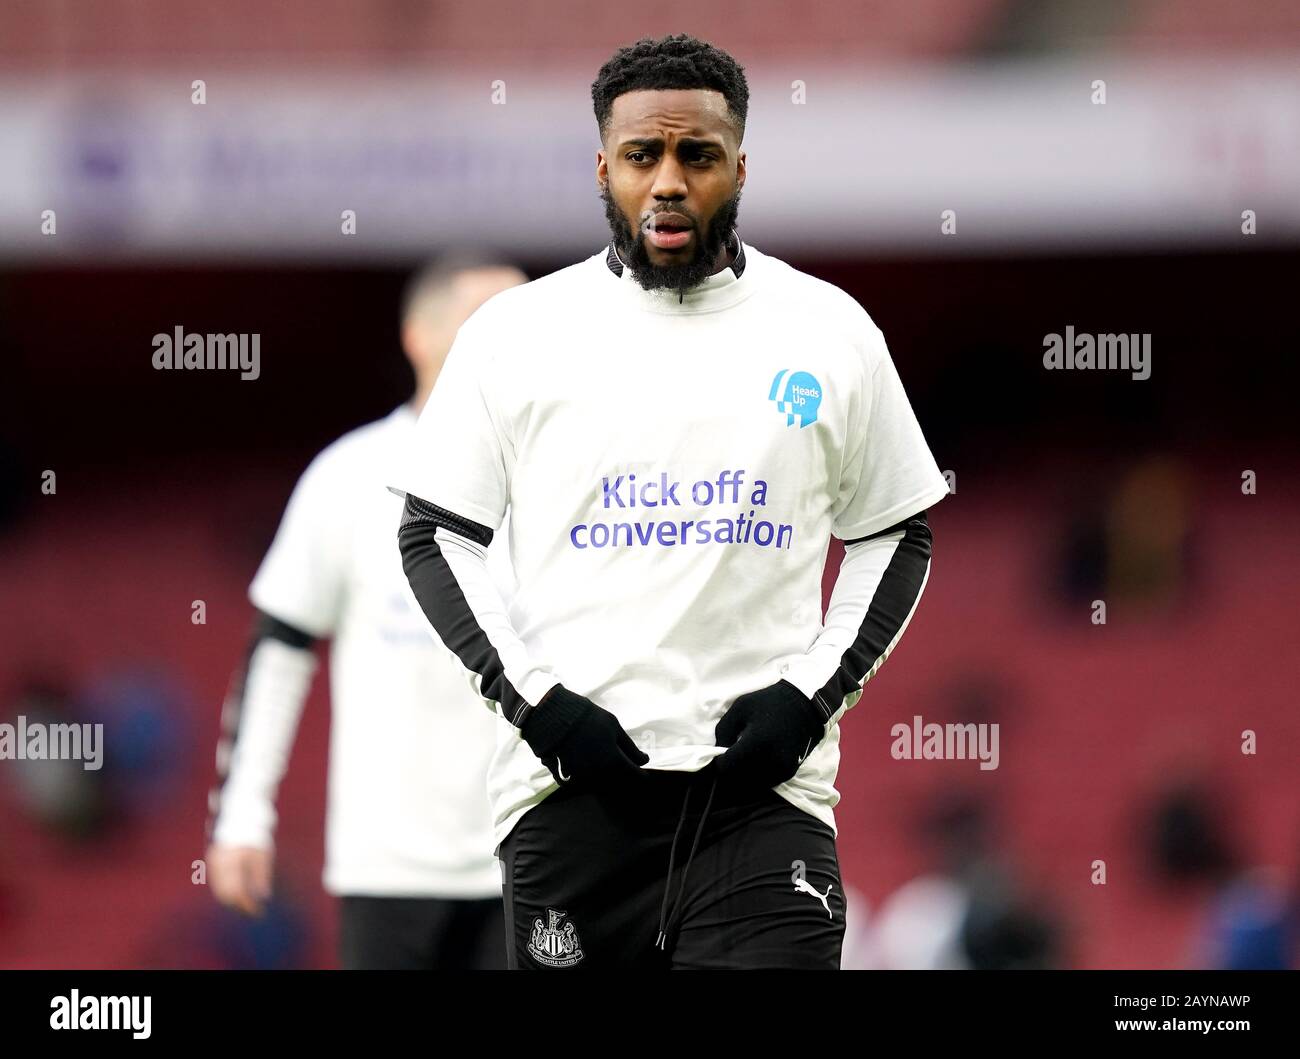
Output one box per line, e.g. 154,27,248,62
400,319,425,366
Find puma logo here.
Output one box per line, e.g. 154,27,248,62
793,877,833,918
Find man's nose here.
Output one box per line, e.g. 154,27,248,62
650,153,688,200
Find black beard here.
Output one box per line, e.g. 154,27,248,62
600,184,743,297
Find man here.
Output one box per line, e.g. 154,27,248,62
390,34,949,970
206,253,526,969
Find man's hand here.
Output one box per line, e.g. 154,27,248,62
705,679,828,794
206,843,274,917
520,684,649,790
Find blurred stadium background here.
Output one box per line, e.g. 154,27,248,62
1,1,1298,969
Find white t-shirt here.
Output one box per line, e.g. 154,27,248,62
389,241,949,853
241,404,503,897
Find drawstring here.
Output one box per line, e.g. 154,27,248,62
654,772,719,951
653,785,692,951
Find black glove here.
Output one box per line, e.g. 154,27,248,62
705,679,828,794
520,684,649,790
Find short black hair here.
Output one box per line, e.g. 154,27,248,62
591,34,749,147
400,247,519,325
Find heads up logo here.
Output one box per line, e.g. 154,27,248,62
768,369,823,428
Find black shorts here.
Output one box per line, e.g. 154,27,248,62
498,768,844,970
337,894,507,970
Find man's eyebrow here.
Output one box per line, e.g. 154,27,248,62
617,136,725,151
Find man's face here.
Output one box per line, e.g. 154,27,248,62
597,89,746,297
404,266,526,379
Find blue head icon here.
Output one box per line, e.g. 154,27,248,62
768,369,823,428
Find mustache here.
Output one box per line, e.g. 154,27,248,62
640,210,695,230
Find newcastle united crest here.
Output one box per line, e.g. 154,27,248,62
527,907,585,967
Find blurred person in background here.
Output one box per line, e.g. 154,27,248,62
1145,775,1298,970
3,676,107,841
873,792,1063,969
204,253,527,969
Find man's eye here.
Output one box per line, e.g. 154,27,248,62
627,151,653,163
